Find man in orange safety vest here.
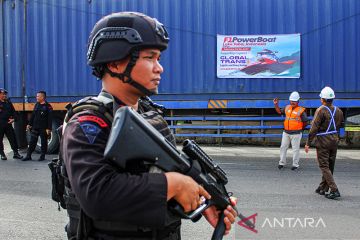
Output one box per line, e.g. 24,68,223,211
274,91,309,170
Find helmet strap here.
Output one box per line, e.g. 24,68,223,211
105,51,154,96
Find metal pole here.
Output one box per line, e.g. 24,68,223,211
21,0,27,111
0,0,5,86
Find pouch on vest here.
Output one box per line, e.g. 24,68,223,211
48,157,66,210
48,125,67,211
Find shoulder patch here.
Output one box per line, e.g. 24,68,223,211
80,123,101,144
78,115,108,128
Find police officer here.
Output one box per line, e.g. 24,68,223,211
305,87,344,200
0,88,23,160
274,91,308,170
23,91,53,161
60,12,237,240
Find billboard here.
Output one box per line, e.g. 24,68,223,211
217,34,301,78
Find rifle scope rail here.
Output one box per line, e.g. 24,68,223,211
182,139,228,184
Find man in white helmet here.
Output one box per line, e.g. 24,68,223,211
274,91,308,170
305,87,344,199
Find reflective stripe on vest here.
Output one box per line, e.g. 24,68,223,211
316,106,338,136
284,105,305,131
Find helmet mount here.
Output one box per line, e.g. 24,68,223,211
87,27,143,64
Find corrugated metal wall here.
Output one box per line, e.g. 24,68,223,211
1,0,25,98
25,0,100,99
158,0,360,100
1,0,360,102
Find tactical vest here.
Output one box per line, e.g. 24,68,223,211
284,105,305,131
54,91,179,240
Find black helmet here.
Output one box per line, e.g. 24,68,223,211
87,12,169,66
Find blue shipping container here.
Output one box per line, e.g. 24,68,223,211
1,0,360,107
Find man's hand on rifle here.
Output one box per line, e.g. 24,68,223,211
165,172,211,212
203,197,237,235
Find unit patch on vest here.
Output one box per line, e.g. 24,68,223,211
78,115,107,144
80,123,101,144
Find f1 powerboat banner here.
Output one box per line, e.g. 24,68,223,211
217,34,300,78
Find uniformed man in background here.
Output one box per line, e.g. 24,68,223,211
274,91,308,170
0,88,23,160
23,90,53,161
60,12,237,240
305,86,344,200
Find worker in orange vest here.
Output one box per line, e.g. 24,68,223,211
274,91,308,170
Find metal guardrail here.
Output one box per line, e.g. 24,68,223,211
165,116,311,138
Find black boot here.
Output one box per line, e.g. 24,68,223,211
22,155,32,161
315,187,325,195
325,190,341,199
1,151,7,160
38,154,46,161
13,151,24,159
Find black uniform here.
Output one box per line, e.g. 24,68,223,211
27,102,53,157
61,93,180,240
0,99,21,156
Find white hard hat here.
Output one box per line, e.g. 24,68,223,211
289,91,300,101
319,86,335,99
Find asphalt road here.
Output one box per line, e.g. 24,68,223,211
0,145,359,240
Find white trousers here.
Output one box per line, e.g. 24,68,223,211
279,132,302,167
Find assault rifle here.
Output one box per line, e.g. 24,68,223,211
104,107,255,240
